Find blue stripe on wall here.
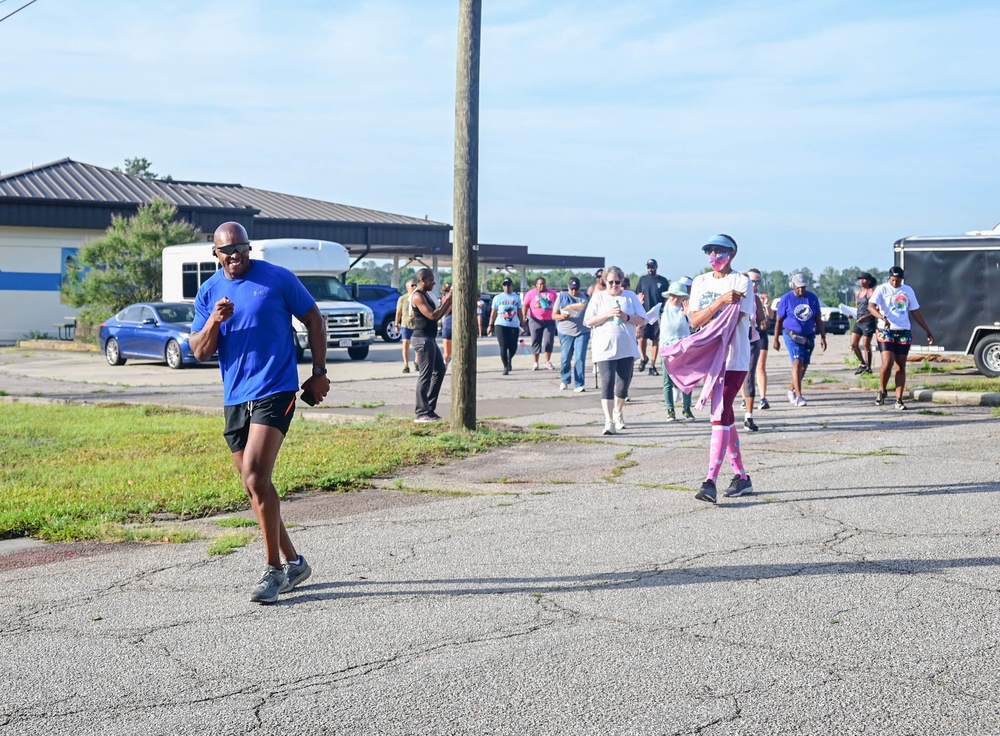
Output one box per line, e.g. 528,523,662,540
0,272,62,291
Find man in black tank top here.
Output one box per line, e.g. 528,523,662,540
410,267,453,422
851,273,876,374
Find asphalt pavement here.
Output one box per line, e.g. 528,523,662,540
1,336,999,735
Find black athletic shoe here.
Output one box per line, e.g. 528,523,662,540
648,366,659,377
759,398,770,410
895,399,906,411
695,480,717,504
875,391,886,406
723,474,753,498
743,417,759,432
638,358,648,373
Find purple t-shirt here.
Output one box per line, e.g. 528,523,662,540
776,290,822,335
192,260,315,405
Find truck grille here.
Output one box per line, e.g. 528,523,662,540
326,313,362,331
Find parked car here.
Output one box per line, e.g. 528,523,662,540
820,307,851,335
100,302,213,369
355,284,404,342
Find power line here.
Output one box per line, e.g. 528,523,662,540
0,0,40,24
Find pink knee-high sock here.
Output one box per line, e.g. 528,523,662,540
727,423,747,478
706,425,730,482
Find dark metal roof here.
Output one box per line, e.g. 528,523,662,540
0,159,238,209
0,159,602,270
177,181,446,227
0,159,450,248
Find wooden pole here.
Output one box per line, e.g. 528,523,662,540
451,0,481,431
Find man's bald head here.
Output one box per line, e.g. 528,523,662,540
213,222,250,249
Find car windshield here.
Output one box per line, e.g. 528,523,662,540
298,276,353,301
157,304,196,323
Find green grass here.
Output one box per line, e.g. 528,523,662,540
215,516,257,528
927,377,1000,392
0,403,542,542
992,407,1000,418
207,532,255,556
530,422,559,430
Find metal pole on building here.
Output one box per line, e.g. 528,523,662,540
451,0,481,431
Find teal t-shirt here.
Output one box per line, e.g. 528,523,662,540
491,292,522,328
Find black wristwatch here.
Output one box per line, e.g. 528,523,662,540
312,366,327,376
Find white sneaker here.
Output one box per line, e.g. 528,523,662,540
795,396,807,407
574,386,586,393
613,411,626,431
532,363,540,371
602,421,615,436
560,382,569,390
787,389,796,404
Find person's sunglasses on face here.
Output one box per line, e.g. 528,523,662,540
216,243,250,256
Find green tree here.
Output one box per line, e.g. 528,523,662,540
61,200,200,327
112,157,173,181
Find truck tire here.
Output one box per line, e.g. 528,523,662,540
348,345,369,361
974,334,1000,378
380,316,402,343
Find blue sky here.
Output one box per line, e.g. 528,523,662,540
3,0,999,280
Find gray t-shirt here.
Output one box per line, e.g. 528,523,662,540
555,291,589,336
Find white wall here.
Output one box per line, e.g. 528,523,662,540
0,227,102,343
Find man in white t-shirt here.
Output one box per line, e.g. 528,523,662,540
867,265,934,410
687,234,755,504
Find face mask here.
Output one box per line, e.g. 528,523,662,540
709,252,731,271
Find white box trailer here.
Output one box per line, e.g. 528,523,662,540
162,239,375,360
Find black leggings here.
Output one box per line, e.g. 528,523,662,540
495,325,519,368
596,357,634,400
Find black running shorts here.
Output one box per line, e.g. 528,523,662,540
223,391,297,453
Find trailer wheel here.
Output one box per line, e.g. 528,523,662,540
974,335,1000,378
348,346,369,360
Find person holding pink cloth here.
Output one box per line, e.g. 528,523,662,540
664,234,756,504
522,276,559,370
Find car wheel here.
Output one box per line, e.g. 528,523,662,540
105,338,126,366
165,339,184,369
381,316,402,342
348,345,369,360
974,334,1000,378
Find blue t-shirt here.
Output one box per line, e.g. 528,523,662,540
776,290,822,335
491,292,522,328
191,261,316,405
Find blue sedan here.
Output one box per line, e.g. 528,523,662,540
100,302,211,369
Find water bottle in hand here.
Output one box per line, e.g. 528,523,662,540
614,299,622,326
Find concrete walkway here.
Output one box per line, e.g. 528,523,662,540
1,337,998,734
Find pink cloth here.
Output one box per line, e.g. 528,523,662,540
660,303,743,422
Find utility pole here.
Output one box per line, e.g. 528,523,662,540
451,0,481,431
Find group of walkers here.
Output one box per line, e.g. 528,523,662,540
185,221,935,603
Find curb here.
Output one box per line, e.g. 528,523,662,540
909,388,1000,406
15,339,99,353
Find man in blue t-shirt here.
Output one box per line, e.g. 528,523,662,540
772,272,826,407
190,222,331,604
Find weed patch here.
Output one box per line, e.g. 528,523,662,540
207,532,255,556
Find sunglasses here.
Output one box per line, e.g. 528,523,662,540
215,243,250,256
606,279,622,286
749,279,761,284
